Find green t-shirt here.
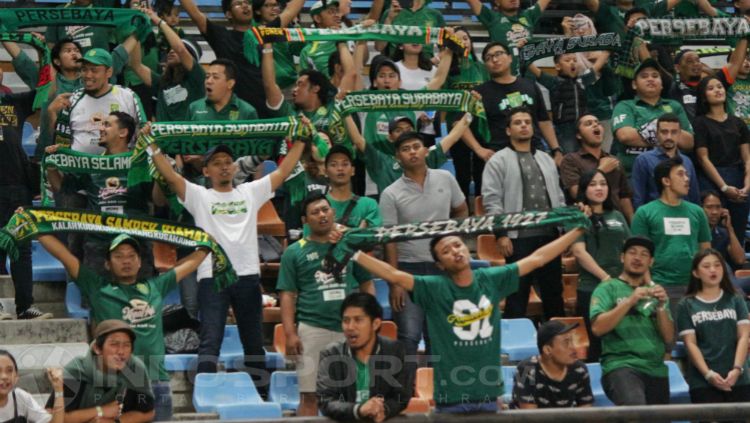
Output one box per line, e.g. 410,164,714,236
355,359,370,404
187,93,258,121
590,278,670,378
153,63,206,121
577,210,631,292
125,41,159,87
71,168,152,215
270,99,347,144
301,193,383,237
380,4,446,57
299,41,338,78
477,4,542,75
729,77,750,127
676,292,750,389
362,109,418,157
362,142,447,193
74,265,177,382
594,1,670,38
611,97,693,174
44,4,114,52
631,200,712,286
272,41,302,89
276,238,371,331
413,264,519,405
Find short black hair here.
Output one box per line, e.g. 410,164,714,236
301,192,330,217
429,235,452,262
51,38,83,73
325,144,353,166
109,111,136,141
482,41,510,61
701,189,722,204
393,131,425,151
340,292,383,321
505,106,534,127
221,0,233,13
656,112,681,130
553,53,575,63
0,349,18,372
156,1,178,16
654,156,684,194
624,7,648,24
299,69,335,105
210,58,238,81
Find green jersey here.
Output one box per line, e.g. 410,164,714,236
586,65,621,120
413,264,520,405
577,210,631,292
270,99,347,143
44,3,114,52
70,166,152,217
676,292,750,389
362,142,447,192
611,97,693,174
594,1,670,38
153,63,206,121
74,265,177,381
729,77,750,127
187,93,258,121
362,110,418,157
477,4,542,75
590,278,670,378
631,200,712,286
276,238,371,331
299,41,338,78
380,4,446,57
355,359,370,403
302,193,383,237
272,41,302,89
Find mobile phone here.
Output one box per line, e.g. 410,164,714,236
399,0,413,10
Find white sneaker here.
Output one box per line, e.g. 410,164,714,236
0,304,12,320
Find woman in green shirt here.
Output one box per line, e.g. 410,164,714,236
677,250,750,409
570,169,631,361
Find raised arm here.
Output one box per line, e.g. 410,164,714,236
425,48,453,90
179,0,208,34
438,113,471,153
128,40,153,87
353,250,415,291
261,43,284,109
466,0,482,15
173,248,210,281
149,6,195,70
148,139,187,201
37,234,80,280
270,139,307,191
352,41,368,91
344,115,366,153
516,228,584,277
727,38,748,81
278,0,305,27
336,42,358,97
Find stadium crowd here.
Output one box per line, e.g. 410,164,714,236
4,0,750,421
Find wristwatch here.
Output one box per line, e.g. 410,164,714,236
734,365,745,374
550,147,562,155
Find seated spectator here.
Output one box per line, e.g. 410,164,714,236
591,236,674,406
676,250,750,407
47,320,155,423
701,191,746,271
0,350,64,423
632,113,700,208
512,320,594,409
317,293,412,421
570,169,631,361
560,114,634,220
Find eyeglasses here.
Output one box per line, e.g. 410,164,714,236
484,51,509,62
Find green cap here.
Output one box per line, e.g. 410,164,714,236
109,234,141,254
79,48,113,67
310,0,339,15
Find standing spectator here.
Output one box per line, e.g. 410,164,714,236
376,0,445,58
611,59,693,175
322,145,382,231
631,157,712,309
512,321,594,409
591,236,674,406
570,169,631,361
155,1,187,60
44,0,115,53
188,59,257,121
560,114,634,220
277,194,374,416
251,0,306,91
352,229,584,413
38,233,209,422
631,113,701,208
0,351,64,423
474,42,563,161
482,108,567,319
299,1,342,78
677,250,750,407
317,293,412,421
693,76,750,247
702,191,746,270
379,131,468,363
392,43,435,91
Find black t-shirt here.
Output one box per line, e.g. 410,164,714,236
512,356,594,408
693,114,750,167
0,90,35,188
668,68,730,121
474,77,549,151
45,379,155,413
203,20,270,117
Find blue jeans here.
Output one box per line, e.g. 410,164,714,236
395,262,441,361
196,274,267,392
0,185,32,313
152,381,173,421
699,165,750,246
436,401,498,414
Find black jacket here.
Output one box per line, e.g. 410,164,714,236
317,336,413,421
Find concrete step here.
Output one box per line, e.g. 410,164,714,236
14,343,90,394
0,298,70,318
173,412,219,421
0,276,67,303
0,318,89,344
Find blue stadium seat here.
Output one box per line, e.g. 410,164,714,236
374,279,392,320
439,159,456,177
65,282,89,320
501,365,516,404
22,122,35,157
666,360,690,404
500,318,538,362
261,160,278,177
27,240,66,282
163,287,181,306
220,325,285,370
470,259,490,269
165,354,197,372
585,363,614,406
193,372,281,418
671,341,686,359
269,370,300,411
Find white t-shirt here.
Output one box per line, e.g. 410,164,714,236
0,389,51,423
68,86,144,154
395,61,435,91
180,176,274,280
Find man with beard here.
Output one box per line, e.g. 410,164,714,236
277,194,373,416
590,236,674,406
631,113,700,207
561,114,634,220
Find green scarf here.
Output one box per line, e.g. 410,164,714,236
518,33,622,70
0,207,238,291
324,207,590,274
244,24,467,66
0,33,51,110
0,8,153,43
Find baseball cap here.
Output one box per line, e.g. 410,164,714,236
109,234,141,255
388,116,415,134
325,144,353,165
78,48,113,67
622,235,655,256
203,144,234,166
634,58,660,77
310,0,339,15
93,319,136,343
536,320,579,352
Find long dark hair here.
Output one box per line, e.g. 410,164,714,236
576,169,615,211
449,26,479,77
0,349,18,372
695,76,727,116
685,249,737,296
390,44,434,72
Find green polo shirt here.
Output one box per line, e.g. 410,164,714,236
187,93,258,121
477,4,542,75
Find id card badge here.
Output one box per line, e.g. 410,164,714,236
323,289,345,302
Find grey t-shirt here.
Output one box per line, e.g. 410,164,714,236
380,169,465,262
518,151,554,238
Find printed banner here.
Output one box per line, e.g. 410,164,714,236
518,33,622,68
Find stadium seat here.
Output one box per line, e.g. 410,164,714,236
402,397,431,414
220,325,284,370
153,242,177,273
22,122,35,157
269,371,300,411
474,195,485,216
439,159,455,177
415,367,434,405
500,318,538,362
666,360,690,404
476,234,506,266
164,354,197,372
470,259,490,269
374,279,392,320
23,240,66,282
380,320,398,340
736,269,750,278
273,323,286,357
672,341,686,359
501,365,516,404
193,372,281,414
215,403,282,420
585,363,614,406
260,160,278,176
257,201,285,236
163,287,181,306
65,282,89,320
550,316,589,360
562,274,578,315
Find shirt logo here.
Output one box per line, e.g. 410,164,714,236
210,200,248,215
499,92,534,111
448,296,494,345
692,308,737,325
122,298,155,324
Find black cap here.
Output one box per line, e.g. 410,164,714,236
203,144,234,166
325,144,353,165
388,116,414,133
622,235,655,256
634,58,661,77
537,320,579,352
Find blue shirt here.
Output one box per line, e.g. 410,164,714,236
631,148,701,208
